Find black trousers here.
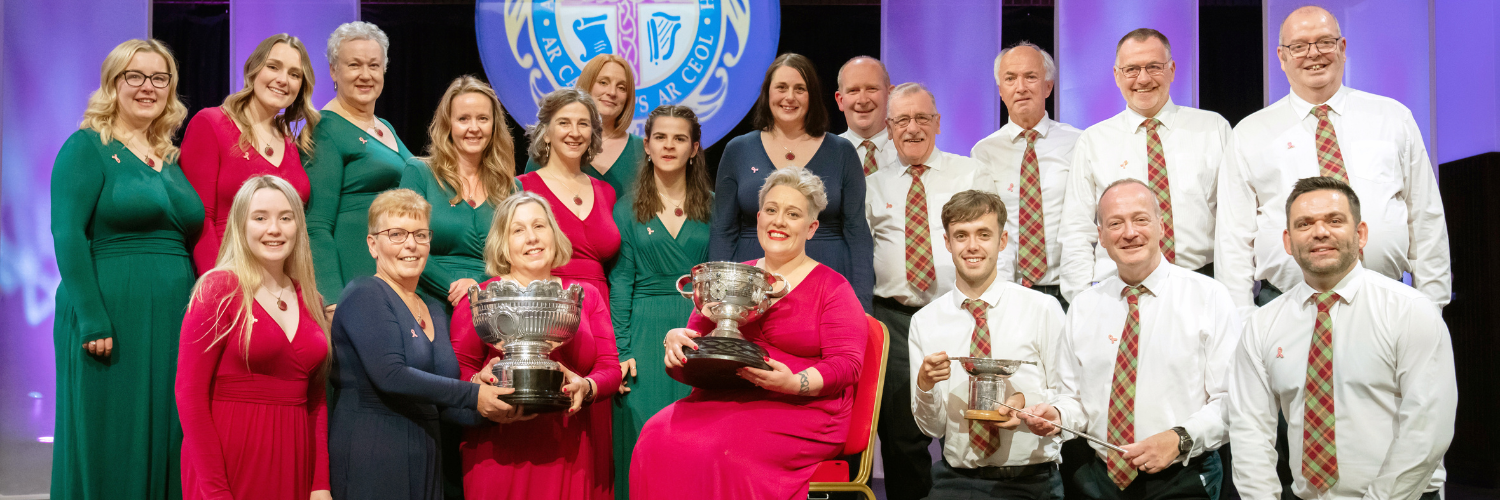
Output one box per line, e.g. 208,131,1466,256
1073,450,1222,500
1031,284,1070,312
929,458,1064,500
872,297,934,500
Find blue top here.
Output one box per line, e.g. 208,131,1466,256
708,131,874,312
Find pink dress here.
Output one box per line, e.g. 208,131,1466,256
630,263,867,500
517,172,621,305
175,271,330,500
180,107,312,274
450,277,623,499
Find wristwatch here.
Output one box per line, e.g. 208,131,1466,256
1170,426,1193,456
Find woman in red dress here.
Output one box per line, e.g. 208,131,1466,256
175,175,332,500
516,88,621,302
450,192,623,499
631,166,867,499
181,34,319,274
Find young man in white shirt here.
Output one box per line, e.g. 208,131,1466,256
1026,179,1240,500
1059,28,1231,303
864,82,989,500
971,42,1083,309
1216,6,1449,311
836,56,898,178
910,189,1066,500
1229,176,1455,500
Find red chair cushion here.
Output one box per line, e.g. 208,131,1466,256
840,316,886,456
809,460,851,482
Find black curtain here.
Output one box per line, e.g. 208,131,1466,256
153,1,231,143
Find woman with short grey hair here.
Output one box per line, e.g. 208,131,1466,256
303,21,416,313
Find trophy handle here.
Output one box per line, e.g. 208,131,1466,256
675,274,693,298
468,284,483,318
766,272,790,298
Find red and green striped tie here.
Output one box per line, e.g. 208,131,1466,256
904,164,936,292
1303,291,1341,491
1311,105,1348,183
1141,118,1175,264
1017,129,1046,287
1107,284,1149,489
964,298,998,458
861,140,879,176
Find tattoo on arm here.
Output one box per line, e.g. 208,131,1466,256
797,371,811,396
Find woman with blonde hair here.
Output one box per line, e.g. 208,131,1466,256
175,175,332,500
524,54,644,196
182,33,320,275
50,38,204,499
400,75,519,313
451,191,622,499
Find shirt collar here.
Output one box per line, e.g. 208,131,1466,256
900,147,946,173
849,126,890,148
999,113,1057,142
1125,98,1179,132
1108,255,1173,300
950,275,1009,311
1287,85,1352,119
1290,262,1365,307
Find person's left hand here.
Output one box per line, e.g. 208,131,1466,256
1121,429,1181,474
559,364,595,414
992,392,1028,430
737,358,797,395
448,278,480,306
311,489,332,500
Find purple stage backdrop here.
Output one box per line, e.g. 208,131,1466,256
1435,1,1500,163
0,0,150,494
1057,0,1199,127
881,0,1003,155
230,0,359,107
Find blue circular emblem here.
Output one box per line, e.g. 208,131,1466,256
477,0,780,147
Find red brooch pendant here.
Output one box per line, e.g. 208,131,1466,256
375,128,384,137
146,158,156,168
784,152,795,161
674,208,684,217
418,317,427,329
276,298,288,311
573,196,583,206
264,146,274,157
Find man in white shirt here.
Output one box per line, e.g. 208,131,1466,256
836,56,898,177
911,189,1067,499
1229,176,1454,500
1026,179,1239,500
1216,6,1450,311
1059,28,1231,303
971,42,1083,309
864,82,989,500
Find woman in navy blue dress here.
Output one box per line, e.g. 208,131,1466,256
708,53,873,311
326,189,511,500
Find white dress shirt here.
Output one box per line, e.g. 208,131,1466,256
1229,264,1454,500
1060,100,1231,302
971,115,1083,288
865,148,988,307
1216,86,1451,312
910,278,1066,467
1050,258,1240,463
841,127,901,176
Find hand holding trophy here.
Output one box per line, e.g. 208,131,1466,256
672,261,789,389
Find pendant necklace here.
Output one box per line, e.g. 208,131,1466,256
125,134,156,168
270,285,289,311
379,275,427,329
663,193,684,217
547,171,586,206
781,143,795,162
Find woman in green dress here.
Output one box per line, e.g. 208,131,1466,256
51,39,203,500
608,105,714,498
305,21,411,313
401,76,520,314
524,54,644,196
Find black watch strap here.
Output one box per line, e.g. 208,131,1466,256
1171,426,1192,455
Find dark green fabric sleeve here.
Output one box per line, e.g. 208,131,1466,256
50,131,113,343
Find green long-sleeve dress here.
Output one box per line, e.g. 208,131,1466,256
524,133,643,197
607,193,708,499
398,158,522,314
50,128,205,500
304,112,411,303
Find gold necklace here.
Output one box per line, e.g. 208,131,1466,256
543,170,588,206
379,275,427,329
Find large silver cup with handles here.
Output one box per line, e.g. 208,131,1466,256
467,279,584,413
674,261,789,389
953,357,1036,422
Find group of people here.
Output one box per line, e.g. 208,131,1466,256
47,5,1454,500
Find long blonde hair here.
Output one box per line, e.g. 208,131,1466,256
422,76,516,207
188,175,330,367
221,34,320,154
80,39,189,163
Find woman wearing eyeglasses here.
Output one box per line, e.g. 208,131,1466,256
50,39,204,499
326,189,513,500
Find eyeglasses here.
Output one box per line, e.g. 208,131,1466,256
120,70,172,89
888,113,938,128
1116,63,1169,79
1280,37,1342,58
372,228,433,245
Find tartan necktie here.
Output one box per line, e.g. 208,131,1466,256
963,298,998,458
1107,284,1150,489
1311,105,1348,183
1017,129,1046,286
1141,118,1176,264
861,140,879,176
904,164,937,292
1303,291,1342,491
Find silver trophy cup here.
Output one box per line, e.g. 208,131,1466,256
953,357,1036,422
468,279,584,413
674,261,789,389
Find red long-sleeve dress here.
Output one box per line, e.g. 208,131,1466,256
450,277,623,499
175,270,330,500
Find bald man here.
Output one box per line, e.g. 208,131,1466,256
1216,5,1450,313
837,56,899,177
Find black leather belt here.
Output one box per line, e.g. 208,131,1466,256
950,461,1057,480
873,295,923,316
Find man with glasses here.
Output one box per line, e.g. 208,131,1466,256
1216,5,1449,312
864,82,990,500
971,42,1081,310
1059,28,1231,305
